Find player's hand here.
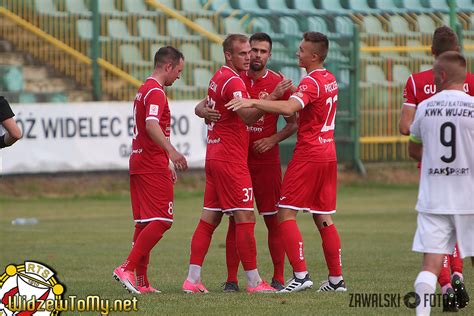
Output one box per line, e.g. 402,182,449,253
270,79,292,100
169,150,188,171
203,107,221,122
225,98,253,111
253,136,277,153
169,161,177,184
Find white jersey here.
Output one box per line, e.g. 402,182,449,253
410,90,474,214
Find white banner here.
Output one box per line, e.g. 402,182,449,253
0,101,208,174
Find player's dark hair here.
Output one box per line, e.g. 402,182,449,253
154,46,184,68
223,34,249,53
250,32,272,51
303,32,329,61
432,26,458,57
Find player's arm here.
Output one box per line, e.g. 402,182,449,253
407,105,423,162
235,107,265,126
400,76,417,135
195,98,220,122
408,138,422,162
399,105,416,135
266,79,293,101
0,118,22,148
228,98,302,116
145,120,187,171
253,114,298,153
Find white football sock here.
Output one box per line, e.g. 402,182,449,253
187,264,201,283
294,271,308,279
245,269,261,288
329,275,343,284
414,271,437,316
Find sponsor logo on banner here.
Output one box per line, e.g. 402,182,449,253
149,104,159,116
2,101,207,174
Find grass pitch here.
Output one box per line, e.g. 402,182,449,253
1,181,472,315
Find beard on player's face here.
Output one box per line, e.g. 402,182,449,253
250,61,265,71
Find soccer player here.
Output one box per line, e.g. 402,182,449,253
227,32,346,293
408,51,474,316
182,34,275,294
400,26,472,310
113,46,188,294
196,33,296,292
226,32,296,292
0,96,22,149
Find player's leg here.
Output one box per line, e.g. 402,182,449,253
415,253,444,316
233,209,274,293
263,214,285,289
183,209,223,293
224,216,240,292
278,208,312,292
452,215,474,309
413,213,459,314
251,163,285,289
437,255,453,298
312,214,346,292
450,244,469,308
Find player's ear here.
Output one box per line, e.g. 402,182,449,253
224,51,232,62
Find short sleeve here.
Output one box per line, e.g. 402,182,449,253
0,96,15,122
223,77,249,101
144,89,167,122
289,77,319,109
403,75,417,108
409,103,423,143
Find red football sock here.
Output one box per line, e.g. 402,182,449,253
450,244,463,274
189,219,218,266
226,217,240,283
124,221,171,272
121,223,147,269
235,222,257,271
438,255,451,286
136,253,150,287
264,215,285,284
319,224,342,276
279,220,307,273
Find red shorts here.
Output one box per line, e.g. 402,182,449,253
203,160,254,213
249,163,282,215
130,172,174,224
279,160,337,214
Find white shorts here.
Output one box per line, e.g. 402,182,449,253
412,212,474,258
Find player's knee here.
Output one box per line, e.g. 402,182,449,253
277,208,297,223
233,210,255,223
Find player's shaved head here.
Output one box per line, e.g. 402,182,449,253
223,34,249,53
303,32,329,61
432,26,459,57
433,51,466,90
154,46,184,68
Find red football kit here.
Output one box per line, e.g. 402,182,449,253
203,66,254,212
279,68,338,214
240,70,292,215
403,69,474,108
129,77,174,224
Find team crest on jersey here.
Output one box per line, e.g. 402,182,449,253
149,104,159,116
0,261,65,315
299,84,308,91
258,91,269,99
233,91,243,99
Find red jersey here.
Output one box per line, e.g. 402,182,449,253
240,69,292,164
404,69,474,107
205,65,250,163
289,68,338,163
129,77,171,174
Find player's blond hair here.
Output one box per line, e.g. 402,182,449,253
223,34,249,53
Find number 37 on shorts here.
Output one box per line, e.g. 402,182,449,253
242,187,253,202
